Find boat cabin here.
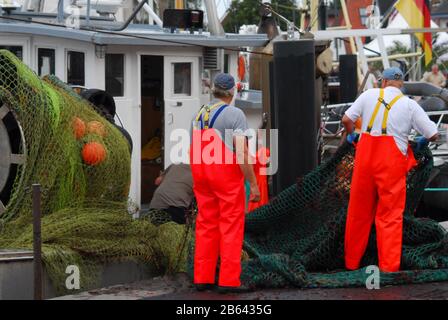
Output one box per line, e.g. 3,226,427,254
0,1,268,211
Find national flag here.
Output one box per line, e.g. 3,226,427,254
395,0,433,66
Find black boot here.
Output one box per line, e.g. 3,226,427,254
195,284,215,292
217,285,253,294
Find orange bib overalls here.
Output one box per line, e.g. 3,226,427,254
190,102,246,287
345,89,417,272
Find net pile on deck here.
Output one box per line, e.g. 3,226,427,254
0,50,188,294
241,142,448,288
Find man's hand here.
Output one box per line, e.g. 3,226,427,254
249,182,261,202
154,171,164,186
235,135,260,202
347,132,360,144
415,136,429,152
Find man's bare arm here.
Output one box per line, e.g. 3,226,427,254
234,135,260,202
342,115,356,134
428,133,439,142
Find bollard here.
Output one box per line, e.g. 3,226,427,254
32,183,43,300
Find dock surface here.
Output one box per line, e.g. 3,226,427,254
55,273,448,300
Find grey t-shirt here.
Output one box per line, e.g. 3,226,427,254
191,99,250,150
149,164,194,210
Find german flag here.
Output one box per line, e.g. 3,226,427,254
395,0,433,66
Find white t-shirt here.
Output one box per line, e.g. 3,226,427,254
345,86,438,155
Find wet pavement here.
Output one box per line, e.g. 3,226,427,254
53,226,448,300
56,273,448,300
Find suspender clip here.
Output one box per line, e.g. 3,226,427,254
378,97,391,110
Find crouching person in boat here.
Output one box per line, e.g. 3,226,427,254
146,163,194,225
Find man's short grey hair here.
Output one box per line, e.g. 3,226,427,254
212,86,234,98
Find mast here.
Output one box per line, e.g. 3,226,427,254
310,0,319,31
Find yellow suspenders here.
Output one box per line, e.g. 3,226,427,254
366,89,404,135
194,102,225,130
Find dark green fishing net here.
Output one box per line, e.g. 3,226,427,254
240,142,448,288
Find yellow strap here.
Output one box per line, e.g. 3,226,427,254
194,102,225,129
366,89,404,135
366,89,384,133
381,94,403,135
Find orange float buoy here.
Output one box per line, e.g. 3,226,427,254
82,142,107,166
238,55,246,81
73,117,86,140
87,120,106,137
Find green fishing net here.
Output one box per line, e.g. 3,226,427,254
241,142,448,288
0,50,188,295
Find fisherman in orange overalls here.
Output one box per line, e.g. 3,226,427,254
342,67,438,272
248,146,270,212
190,73,260,293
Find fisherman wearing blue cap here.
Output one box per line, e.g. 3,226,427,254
190,73,260,293
342,67,438,272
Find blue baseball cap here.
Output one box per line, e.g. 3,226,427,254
214,73,235,90
382,67,404,81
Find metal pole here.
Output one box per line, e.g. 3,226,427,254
32,184,43,300
86,0,91,26
204,0,225,36
411,35,417,81
339,0,356,54
57,0,64,23
310,0,319,31
318,0,327,30
377,34,391,69
137,0,163,27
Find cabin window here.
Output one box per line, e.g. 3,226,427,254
67,51,85,86
0,46,23,60
38,48,55,77
224,54,230,74
105,54,125,97
173,62,191,95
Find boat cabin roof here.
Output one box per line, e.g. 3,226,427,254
0,21,269,48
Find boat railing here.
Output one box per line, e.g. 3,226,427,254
320,104,448,157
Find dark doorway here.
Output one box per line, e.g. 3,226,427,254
140,55,164,206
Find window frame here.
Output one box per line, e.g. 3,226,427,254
66,49,86,86
0,36,29,64
172,62,193,97
105,53,126,97
0,45,24,61
37,47,56,77
224,53,230,74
